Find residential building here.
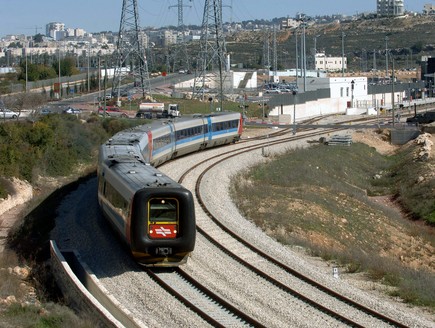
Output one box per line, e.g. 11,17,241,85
46,22,65,40
377,0,405,17
281,18,299,29
423,4,435,15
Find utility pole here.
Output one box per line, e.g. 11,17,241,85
391,54,395,127
295,28,299,79
341,31,346,77
272,25,277,78
87,42,90,93
373,49,377,71
262,28,270,72
112,0,150,102
193,0,227,108
385,36,389,79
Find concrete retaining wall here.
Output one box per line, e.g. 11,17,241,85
50,240,146,328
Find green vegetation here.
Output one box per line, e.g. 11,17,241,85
1,115,103,182
0,114,147,326
17,58,79,82
0,114,147,185
231,138,435,308
390,146,435,224
0,251,94,327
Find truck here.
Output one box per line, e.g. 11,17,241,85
136,102,180,119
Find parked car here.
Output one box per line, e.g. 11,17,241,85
265,88,281,94
98,94,112,101
64,107,82,114
0,109,19,119
98,106,129,118
111,88,130,97
40,108,52,115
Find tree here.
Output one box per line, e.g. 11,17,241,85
411,41,424,54
33,34,44,43
53,57,79,77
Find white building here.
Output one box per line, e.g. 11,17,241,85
315,53,347,72
268,76,415,122
281,18,299,29
74,28,86,37
423,3,435,14
377,0,405,17
46,22,65,40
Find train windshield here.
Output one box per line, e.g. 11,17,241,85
149,198,178,222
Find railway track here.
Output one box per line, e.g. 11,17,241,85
150,126,407,327
147,268,265,327
52,116,431,327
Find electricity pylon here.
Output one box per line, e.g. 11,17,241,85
112,0,150,100
169,0,191,72
193,0,229,107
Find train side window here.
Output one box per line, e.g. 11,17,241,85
105,182,129,218
149,198,178,222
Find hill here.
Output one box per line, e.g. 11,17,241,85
225,15,435,72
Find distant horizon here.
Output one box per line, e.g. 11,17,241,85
0,0,432,37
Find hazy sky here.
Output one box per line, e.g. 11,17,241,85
0,0,432,36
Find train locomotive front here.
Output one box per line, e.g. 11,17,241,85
129,184,196,266
98,127,196,267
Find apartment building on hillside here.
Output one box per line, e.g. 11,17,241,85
377,0,405,16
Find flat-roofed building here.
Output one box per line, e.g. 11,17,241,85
377,0,405,17
315,53,347,72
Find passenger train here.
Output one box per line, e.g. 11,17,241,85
97,112,243,266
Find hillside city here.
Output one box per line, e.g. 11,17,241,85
1,1,434,73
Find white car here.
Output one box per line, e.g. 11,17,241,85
0,109,19,119
64,107,82,114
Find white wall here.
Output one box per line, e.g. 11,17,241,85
268,76,412,121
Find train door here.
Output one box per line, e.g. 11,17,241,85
146,130,153,162
206,116,213,141
168,122,176,157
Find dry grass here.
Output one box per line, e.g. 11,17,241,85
231,136,435,309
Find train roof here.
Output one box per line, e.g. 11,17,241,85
101,151,182,193
106,111,241,144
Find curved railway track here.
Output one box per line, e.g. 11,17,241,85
52,116,432,327
143,126,408,327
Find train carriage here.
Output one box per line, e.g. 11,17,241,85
98,146,196,266
172,116,208,158
207,112,243,146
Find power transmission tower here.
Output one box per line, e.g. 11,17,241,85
112,0,150,101
193,0,229,107
169,0,191,72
